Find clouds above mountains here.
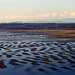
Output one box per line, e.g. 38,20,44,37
4,13,52,19
2,12,75,19
0,11,75,22
0,0,75,22
60,12,68,17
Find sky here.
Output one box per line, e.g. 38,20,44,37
0,0,75,22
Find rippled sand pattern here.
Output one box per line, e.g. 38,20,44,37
0,41,75,75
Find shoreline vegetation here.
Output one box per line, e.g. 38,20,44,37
0,23,75,38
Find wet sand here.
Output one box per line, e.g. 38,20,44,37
0,40,75,75
9,30,75,38
0,32,75,75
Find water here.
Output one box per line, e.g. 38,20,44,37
0,32,75,75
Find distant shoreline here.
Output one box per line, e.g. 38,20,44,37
0,23,75,30
1,30,75,38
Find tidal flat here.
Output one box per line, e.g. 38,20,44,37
0,31,75,75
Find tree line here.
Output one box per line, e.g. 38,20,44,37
0,23,75,30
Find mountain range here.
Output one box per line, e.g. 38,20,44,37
9,18,75,23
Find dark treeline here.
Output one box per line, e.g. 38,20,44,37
0,23,75,30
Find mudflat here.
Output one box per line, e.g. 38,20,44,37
0,31,75,75
8,30,75,38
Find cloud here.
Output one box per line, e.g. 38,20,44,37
4,13,58,19
5,12,75,20
5,16,24,19
5,14,50,19
60,11,68,17
64,12,68,14
28,16,34,18
23,16,27,19
70,12,75,18
51,13,57,16
36,13,50,18
36,13,57,18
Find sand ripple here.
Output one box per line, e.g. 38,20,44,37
0,41,75,74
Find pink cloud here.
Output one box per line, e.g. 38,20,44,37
28,16,34,18
60,12,68,17
36,13,50,18
5,16,23,19
70,12,75,18
51,13,57,16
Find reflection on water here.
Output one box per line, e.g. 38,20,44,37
0,32,75,42
0,32,75,75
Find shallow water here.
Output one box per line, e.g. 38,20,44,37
0,32,75,75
